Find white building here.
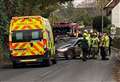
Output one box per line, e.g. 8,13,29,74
104,0,120,28
112,2,120,28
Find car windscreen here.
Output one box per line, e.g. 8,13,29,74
12,30,43,42
67,39,77,45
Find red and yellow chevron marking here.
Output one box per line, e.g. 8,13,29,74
12,52,18,56
9,41,12,49
37,41,44,48
29,18,32,22
15,43,26,49
11,41,46,56
11,17,44,31
27,48,36,56
13,26,19,31
11,43,19,49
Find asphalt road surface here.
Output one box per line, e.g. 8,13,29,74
0,54,116,82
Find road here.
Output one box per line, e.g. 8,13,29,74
0,55,116,82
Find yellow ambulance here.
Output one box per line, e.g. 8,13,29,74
9,16,56,67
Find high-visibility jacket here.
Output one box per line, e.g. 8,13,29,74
91,37,99,48
101,35,109,47
104,35,109,47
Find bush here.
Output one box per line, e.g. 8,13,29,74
92,16,111,32
112,37,120,49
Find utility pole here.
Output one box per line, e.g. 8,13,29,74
101,2,104,33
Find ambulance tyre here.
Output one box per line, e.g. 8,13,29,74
12,61,25,68
45,59,52,66
12,61,19,68
51,59,57,64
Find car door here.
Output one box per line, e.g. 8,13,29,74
74,40,82,57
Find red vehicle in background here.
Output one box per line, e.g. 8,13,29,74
53,22,81,38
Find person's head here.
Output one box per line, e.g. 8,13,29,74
104,32,107,36
84,30,88,33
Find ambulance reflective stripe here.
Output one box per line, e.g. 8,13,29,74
30,24,40,29
16,43,27,49
12,52,18,56
11,43,27,56
29,18,32,22
38,41,44,48
12,19,22,30
27,48,36,56
12,26,19,31
12,18,18,25
13,24,41,31
35,18,43,24
21,18,26,22
32,42,45,55
9,41,12,49
11,18,43,31
20,25,33,30
12,43,19,49
34,25,40,29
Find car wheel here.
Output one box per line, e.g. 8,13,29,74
51,59,57,64
64,51,73,60
64,52,69,60
68,54,73,60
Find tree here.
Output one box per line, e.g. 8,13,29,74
96,0,111,15
0,0,73,51
92,16,111,32
49,1,93,26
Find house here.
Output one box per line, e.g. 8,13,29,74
104,0,120,27
104,0,120,36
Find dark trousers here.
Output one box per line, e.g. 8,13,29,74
109,46,111,55
100,46,107,59
82,48,88,60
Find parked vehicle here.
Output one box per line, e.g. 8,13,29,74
9,16,56,67
57,37,83,59
53,22,80,38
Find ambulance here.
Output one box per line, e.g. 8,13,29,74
9,16,56,67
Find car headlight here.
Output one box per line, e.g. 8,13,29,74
57,48,68,52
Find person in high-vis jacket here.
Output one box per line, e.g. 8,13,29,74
91,33,99,59
100,33,109,60
83,30,91,57
80,34,89,61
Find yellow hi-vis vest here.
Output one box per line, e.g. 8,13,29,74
104,35,109,47
101,35,109,47
83,33,91,47
86,36,91,47
91,37,99,47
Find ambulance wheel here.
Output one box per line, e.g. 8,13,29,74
45,59,52,66
51,59,57,64
12,61,19,68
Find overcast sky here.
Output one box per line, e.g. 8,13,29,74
73,0,85,4
73,0,85,7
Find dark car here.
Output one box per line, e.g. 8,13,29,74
56,37,83,59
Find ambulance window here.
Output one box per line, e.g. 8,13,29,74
16,32,23,40
32,31,39,39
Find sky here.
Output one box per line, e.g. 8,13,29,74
73,0,85,6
